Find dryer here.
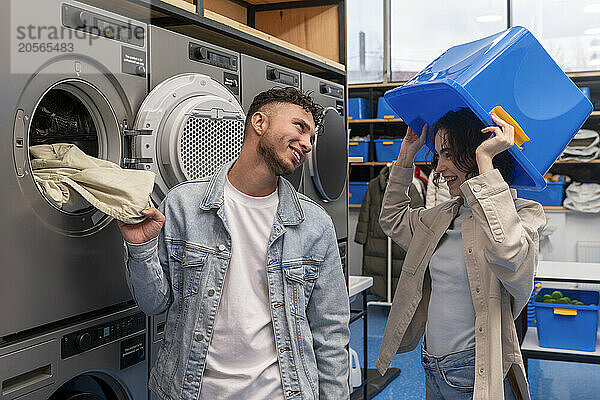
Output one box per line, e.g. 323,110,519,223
145,27,246,398
240,54,303,190
0,306,147,400
300,73,347,241
300,74,348,276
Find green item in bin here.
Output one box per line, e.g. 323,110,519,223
543,294,552,300
557,297,570,304
552,291,563,299
590,304,597,307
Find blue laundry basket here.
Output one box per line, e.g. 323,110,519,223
383,26,593,190
376,97,400,119
349,98,369,120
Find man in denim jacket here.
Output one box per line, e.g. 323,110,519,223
118,88,350,400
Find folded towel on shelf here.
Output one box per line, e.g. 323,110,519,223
563,182,600,213
30,143,156,224
560,129,600,161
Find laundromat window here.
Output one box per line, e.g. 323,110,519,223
29,88,99,157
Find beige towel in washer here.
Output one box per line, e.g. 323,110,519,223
30,144,156,224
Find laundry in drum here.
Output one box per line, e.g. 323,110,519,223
30,143,156,224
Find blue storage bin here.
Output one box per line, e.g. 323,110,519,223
349,182,369,205
517,181,565,206
376,97,400,119
534,288,599,352
348,98,369,120
383,26,593,191
414,145,434,162
348,139,370,162
374,139,402,162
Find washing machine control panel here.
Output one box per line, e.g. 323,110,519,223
266,67,300,88
189,43,238,71
62,4,145,47
61,312,146,359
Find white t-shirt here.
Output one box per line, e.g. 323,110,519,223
200,177,284,399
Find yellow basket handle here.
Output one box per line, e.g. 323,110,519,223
554,308,577,316
490,106,530,149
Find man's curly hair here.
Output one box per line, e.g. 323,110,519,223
244,87,324,135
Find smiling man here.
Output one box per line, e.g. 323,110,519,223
119,87,350,400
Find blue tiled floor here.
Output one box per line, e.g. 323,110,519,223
350,301,600,399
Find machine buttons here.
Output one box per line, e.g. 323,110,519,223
218,244,226,251
76,333,92,351
195,333,204,342
62,312,146,359
187,375,194,383
207,289,215,297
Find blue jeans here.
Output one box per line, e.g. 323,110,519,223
421,344,517,400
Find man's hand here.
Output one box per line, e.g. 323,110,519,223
117,208,165,244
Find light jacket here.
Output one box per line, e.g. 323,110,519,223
125,160,350,400
376,165,546,400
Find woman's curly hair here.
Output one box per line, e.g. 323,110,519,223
430,108,515,187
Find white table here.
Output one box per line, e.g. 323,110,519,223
349,276,373,400
520,261,600,373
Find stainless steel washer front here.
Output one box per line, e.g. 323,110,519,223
1,0,148,338
0,307,147,400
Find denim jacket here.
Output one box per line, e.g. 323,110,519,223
125,161,350,400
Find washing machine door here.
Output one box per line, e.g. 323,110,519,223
307,107,347,202
131,73,245,203
49,374,129,400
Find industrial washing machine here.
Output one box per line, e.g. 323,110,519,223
0,306,147,400
300,73,347,241
300,73,348,275
240,54,303,190
146,27,246,399
1,0,149,339
1,0,247,342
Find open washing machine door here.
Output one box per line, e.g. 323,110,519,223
307,107,347,202
129,73,245,203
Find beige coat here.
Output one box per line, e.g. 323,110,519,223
376,165,546,400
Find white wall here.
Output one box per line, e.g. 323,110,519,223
540,210,600,262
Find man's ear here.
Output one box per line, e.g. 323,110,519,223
251,111,269,137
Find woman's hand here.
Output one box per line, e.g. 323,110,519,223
476,113,514,174
396,124,428,168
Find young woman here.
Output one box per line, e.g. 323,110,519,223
375,108,546,400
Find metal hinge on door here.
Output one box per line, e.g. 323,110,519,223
121,119,154,169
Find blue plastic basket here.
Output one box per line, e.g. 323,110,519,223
383,26,593,191
414,146,434,162
349,182,369,205
517,181,565,206
349,98,369,120
349,139,370,162
374,139,402,162
534,288,599,352
376,97,400,119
